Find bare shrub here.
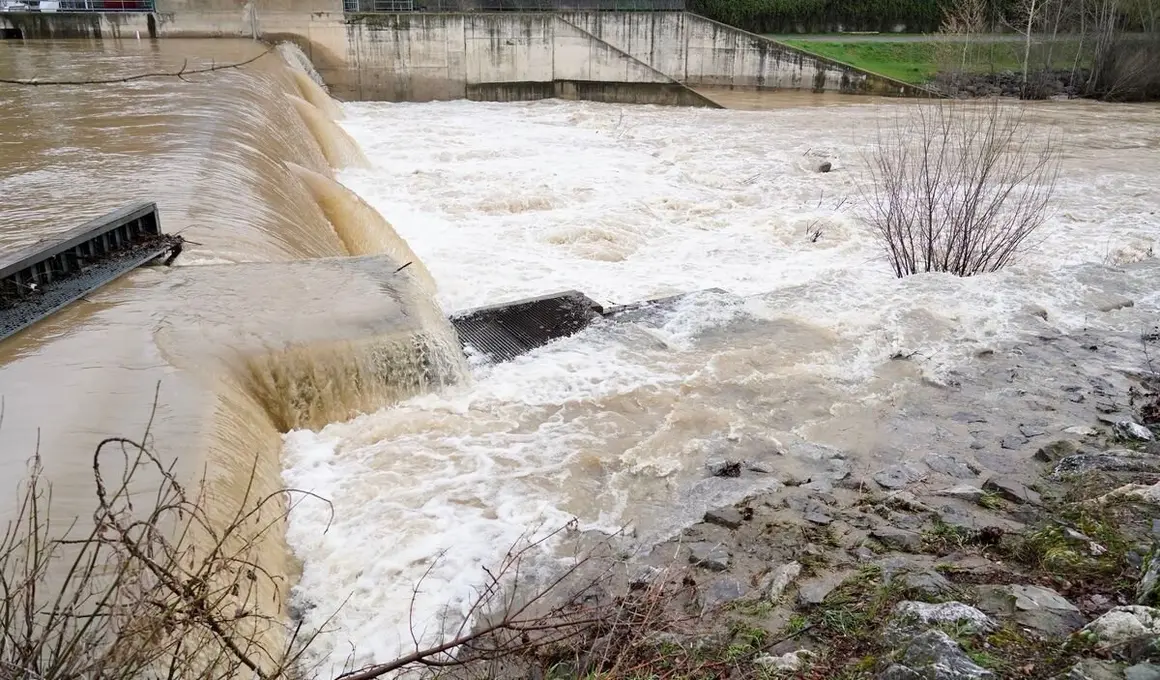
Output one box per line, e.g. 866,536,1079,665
859,98,1061,278
0,404,327,680
0,396,710,680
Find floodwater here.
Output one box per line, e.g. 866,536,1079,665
285,97,1160,671
1,38,1158,678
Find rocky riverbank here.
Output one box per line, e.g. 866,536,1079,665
929,69,1092,99
480,303,1160,679
592,325,1160,679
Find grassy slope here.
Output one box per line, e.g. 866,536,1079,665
780,39,1085,84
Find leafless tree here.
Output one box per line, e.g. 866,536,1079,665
940,0,990,75
858,98,1061,278
0,390,715,680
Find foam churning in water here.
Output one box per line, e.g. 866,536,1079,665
280,97,1160,675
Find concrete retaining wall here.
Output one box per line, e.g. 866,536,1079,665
339,12,717,104
3,6,925,102
0,11,154,39
562,11,925,96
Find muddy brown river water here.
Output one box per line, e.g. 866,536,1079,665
1,37,1158,674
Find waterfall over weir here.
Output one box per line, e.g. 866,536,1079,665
0,39,464,676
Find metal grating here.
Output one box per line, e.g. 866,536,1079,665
343,0,414,11
1,0,156,12
344,0,683,12
0,202,181,343
448,287,733,364
449,290,603,363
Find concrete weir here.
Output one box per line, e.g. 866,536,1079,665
2,2,925,104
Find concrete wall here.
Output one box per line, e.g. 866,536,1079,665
2,7,925,102
562,11,925,96
335,12,716,104
0,11,154,39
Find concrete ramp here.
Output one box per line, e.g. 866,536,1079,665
561,11,929,97
461,13,719,107
552,16,720,107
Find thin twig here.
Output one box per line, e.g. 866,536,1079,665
0,47,274,86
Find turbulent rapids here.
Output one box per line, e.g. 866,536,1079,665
1,33,1159,680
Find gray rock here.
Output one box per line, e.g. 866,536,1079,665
935,505,983,532
872,527,925,553
764,561,802,602
924,454,978,479
934,485,987,503
838,474,876,491
688,542,729,571
878,629,995,679
879,666,924,680
704,507,744,530
1139,549,1160,606
1020,424,1048,438
1082,606,1160,646
977,584,1085,637
702,577,748,610
1128,636,1160,663
798,573,844,605
1126,664,1160,680
707,460,742,477
875,464,926,490
1055,450,1160,476
755,650,812,672
1117,421,1156,442
952,412,988,424
983,477,1041,505
886,601,996,644
900,569,956,597
1057,659,1128,680
804,478,835,494
1036,439,1080,462
628,564,661,587
805,509,833,526
815,161,833,173
885,490,934,513
1001,436,1030,450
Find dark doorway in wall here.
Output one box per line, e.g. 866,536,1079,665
1,27,22,39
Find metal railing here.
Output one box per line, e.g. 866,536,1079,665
343,0,683,12
0,0,154,12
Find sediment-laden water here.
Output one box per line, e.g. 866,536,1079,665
281,97,1160,672
1,37,1158,679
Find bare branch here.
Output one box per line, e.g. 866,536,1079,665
0,48,274,87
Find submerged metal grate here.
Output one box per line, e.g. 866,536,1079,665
449,290,603,363
448,287,733,364
0,203,181,343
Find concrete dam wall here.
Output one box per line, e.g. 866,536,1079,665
2,2,923,103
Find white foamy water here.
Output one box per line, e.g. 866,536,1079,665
282,98,1160,674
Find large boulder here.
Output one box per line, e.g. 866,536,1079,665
877,630,995,679
976,584,1085,637
885,601,995,645
1081,606,1160,648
